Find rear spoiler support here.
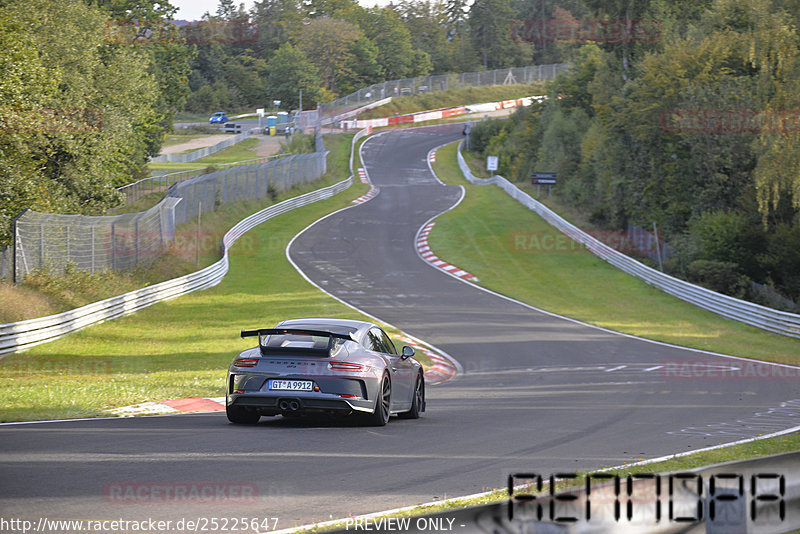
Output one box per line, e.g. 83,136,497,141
240,328,357,356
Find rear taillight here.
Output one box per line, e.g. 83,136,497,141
328,361,368,372
233,358,259,368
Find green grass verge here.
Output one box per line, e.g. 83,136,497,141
360,84,544,119
0,134,349,324
0,132,438,422
147,137,269,173
430,142,800,364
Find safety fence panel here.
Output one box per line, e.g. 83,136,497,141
118,153,292,205
0,130,363,355
456,142,800,338
13,152,327,282
297,63,571,130
0,246,11,280
0,176,353,356
149,130,253,164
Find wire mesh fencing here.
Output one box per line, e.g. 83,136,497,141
297,64,571,130
11,151,327,282
118,153,291,205
0,246,11,280
149,130,253,164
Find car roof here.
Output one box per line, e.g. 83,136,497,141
276,317,376,336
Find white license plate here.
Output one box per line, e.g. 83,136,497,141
269,379,313,391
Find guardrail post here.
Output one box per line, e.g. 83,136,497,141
134,216,139,266
91,224,95,273
39,220,45,269
111,221,116,270
11,209,26,284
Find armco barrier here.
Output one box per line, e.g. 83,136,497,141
456,142,800,339
149,129,255,164
0,128,368,357
342,96,545,129
0,177,353,357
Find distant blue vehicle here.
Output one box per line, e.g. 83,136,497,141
209,112,228,124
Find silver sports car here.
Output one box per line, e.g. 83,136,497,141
226,318,425,425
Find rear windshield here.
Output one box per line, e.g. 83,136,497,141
264,326,357,350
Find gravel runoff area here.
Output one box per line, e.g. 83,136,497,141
160,134,286,157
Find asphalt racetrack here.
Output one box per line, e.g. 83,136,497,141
1,124,799,530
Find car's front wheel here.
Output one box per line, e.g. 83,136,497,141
226,403,260,424
399,373,424,419
364,374,391,426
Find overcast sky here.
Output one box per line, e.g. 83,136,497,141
170,0,392,20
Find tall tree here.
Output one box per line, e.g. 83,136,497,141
468,0,530,68
362,7,432,79
298,17,363,93
1,0,165,244
266,43,322,109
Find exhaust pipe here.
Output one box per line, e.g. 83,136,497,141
279,399,301,412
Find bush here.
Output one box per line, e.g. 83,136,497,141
467,119,506,154
687,259,750,299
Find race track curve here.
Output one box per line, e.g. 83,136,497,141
1,124,798,531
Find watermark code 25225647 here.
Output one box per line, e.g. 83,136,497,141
660,109,800,134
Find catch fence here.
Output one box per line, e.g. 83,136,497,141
11,151,327,282
298,64,571,130
118,152,292,205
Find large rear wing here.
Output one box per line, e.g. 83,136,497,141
240,328,357,356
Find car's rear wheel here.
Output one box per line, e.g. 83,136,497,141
226,404,260,424
399,373,425,419
364,374,391,426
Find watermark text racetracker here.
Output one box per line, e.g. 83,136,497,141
660,109,800,134
105,481,257,505
510,19,661,43
510,228,664,256
104,19,258,45
0,517,279,533
661,359,800,381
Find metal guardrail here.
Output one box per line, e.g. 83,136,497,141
149,129,256,164
298,63,572,131
0,177,353,356
0,129,363,357
456,142,800,338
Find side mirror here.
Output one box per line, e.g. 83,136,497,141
401,346,415,360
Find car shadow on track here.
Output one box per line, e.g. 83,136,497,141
232,414,419,429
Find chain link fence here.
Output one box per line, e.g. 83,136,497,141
0,246,11,280
10,148,327,283
298,64,571,130
118,152,292,205
149,130,253,164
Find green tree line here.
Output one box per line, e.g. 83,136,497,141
182,0,545,113
468,0,800,308
0,0,194,247
0,0,551,248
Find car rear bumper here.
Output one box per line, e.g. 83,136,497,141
228,393,373,416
